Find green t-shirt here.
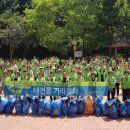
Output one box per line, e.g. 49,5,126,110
113,71,121,83
83,73,90,81
55,74,62,82
69,73,77,81
122,76,130,89
106,76,115,89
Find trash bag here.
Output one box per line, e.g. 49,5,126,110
31,98,38,115
51,100,62,116
22,97,30,114
117,102,128,117
14,98,23,115
5,97,15,115
101,101,110,116
77,98,85,114
85,97,94,114
109,103,118,119
93,97,102,116
37,99,46,116
126,99,130,116
68,100,78,117
0,97,7,113
103,100,118,119
61,98,69,116
44,100,52,115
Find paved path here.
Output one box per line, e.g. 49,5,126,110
0,114,130,130
0,88,130,130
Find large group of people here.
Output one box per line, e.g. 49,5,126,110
0,56,130,101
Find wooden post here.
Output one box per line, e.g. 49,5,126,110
115,47,117,58
109,47,112,57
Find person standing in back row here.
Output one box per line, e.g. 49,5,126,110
113,66,121,96
106,71,115,100
121,71,130,101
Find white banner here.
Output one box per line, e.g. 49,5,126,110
74,51,83,57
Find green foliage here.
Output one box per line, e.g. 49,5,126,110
1,0,130,57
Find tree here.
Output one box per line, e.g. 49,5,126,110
2,15,24,58
21,25,39,58
25,0,100,55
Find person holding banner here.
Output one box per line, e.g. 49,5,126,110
83,68,90,81
14,72,21,81
90,73,97,82
26,73,34,81
69,68,77,81
36,73,46,82
106,71,116,100
76,71,84,82
48,72,56,101
97,68,105,82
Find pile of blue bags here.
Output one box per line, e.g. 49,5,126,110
0,96,130,119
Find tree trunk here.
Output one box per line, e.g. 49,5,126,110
0,43,3,48
23,46,29,58
9,46,15,59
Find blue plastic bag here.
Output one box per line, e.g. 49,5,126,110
77,98,85,114
101,101,110,116
22,97,30,114
14,99,23,115
51,100,62,116
68,100,78,117
126,99,130,116
31,98,38,115
117,103,128,117
37,99,46,116
5,97,15,115
103,100,118,119
61,98,69,116
109,104,118,119
44,100,52,115
94,98,102,116
0,97,7,113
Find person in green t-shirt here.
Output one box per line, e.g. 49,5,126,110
36,73,46,82
69,68,77,81
2,72,11,82
26,73,34,81
97,68,105,82
121,71,130,101
106,71,115,100
76,71,84,82
47,72,56,101
90,73,97,82
83,68,90,81
55,69,62,82
113,66,121,96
